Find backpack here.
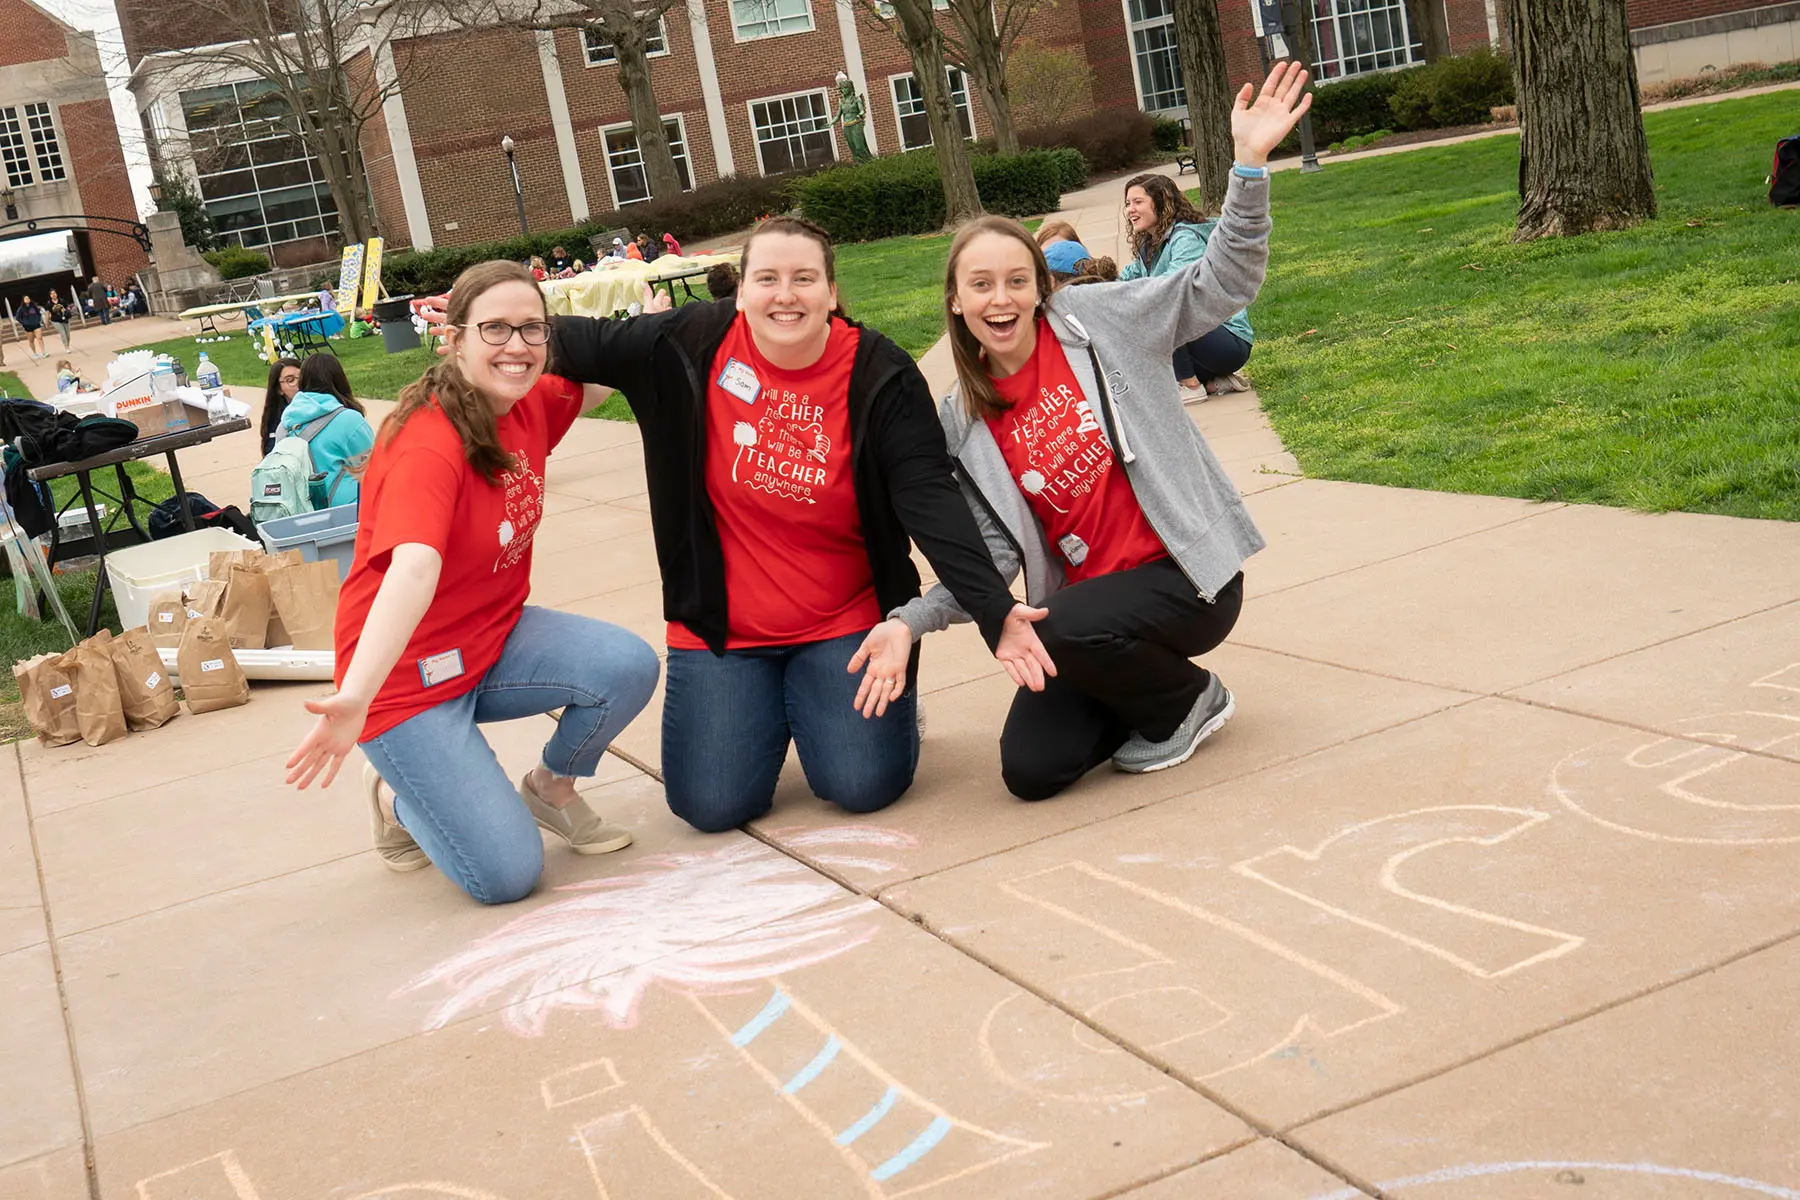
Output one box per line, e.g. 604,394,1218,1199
249,409,346,525
1772,135,1800,206
148,493,255,540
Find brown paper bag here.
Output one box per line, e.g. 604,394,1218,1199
259,549,305,645
220,564,271,649
208,548,261,580
266,560,340,651
262,549,303,571
108,627,180,731
176,617,250,713
61,632,128,747
13,653,80,747
186,579,226,621
147,589,189,649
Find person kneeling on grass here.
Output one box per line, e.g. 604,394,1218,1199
286,260,660,905
887,63,1310,802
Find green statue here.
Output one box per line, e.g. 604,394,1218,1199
832,71,873,164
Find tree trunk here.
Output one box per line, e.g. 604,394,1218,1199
1403,0,1451,61
612,18,685,201
891,0,983,225
947,0,1019,153
1508,0,1654,240
1171,0,1233,212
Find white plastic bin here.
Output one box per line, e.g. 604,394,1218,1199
103,527,259,631
157,646,334,682
258,506,358,580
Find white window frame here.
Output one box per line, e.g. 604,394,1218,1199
887,67,974,153
22,103,66,183
599,113,694,208
582,18,670,66
1308,0,1418,80
0,107,34,188
747,88,839,176
731,0,814,42
1121,0,1184,114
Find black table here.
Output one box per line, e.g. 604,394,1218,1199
28,417,251,636
647,265,713,306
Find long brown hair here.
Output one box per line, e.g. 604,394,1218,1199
387,260,545,485
1125,173,1207,270
740,214,848,320
944,215,1055,423
298,353,367,415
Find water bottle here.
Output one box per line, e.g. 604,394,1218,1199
151,357,185,430
195,351,221,394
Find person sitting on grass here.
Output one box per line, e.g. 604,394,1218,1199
704,262,739,302
549,246,574,274
286,260,660,905
636,233,660,263
279,354,375,510
887,62,1309,802
529,255,549,282
1121,173,1258,400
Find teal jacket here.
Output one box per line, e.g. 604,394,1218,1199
280,390,374,509
1119,220,1254,344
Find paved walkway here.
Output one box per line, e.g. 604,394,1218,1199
6,120,1800,1197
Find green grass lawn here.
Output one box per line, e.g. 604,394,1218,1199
838,232,954,358
1250,89,1800,520
0,370,26,398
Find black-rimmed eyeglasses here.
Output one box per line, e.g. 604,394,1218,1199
464,320,553,346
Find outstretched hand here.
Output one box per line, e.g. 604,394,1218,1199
995,603,1057,692
1231,61,1313,166
285,691,370,790
848,618,911,719
641,284,673,315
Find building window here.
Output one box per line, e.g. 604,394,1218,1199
1126,0,1184,112
179,79,341,249
732,0,813,41
1309,0,1417,79
890,68,974,152
602,116,693,206
0,103,68,187
750,91,836,174
583,19,669,65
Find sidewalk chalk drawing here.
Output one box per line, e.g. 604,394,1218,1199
135,1151,515,1200
1232,806,1584,979
400,829,918,1035
1305,1160,1800,1198
1551,665,1800,844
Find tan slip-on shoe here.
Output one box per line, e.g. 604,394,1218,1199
365,762,430,872
520,771,633,855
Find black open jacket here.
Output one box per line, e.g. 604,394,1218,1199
550,300,1016,664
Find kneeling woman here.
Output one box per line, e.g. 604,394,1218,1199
287,261,660,904
548,217,1053,833
890,64,1310,801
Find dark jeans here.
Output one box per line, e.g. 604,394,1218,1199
1173,327,1252,384
662,629,919,832
1001,560,1243,802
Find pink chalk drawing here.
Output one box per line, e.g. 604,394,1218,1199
400,828,919,1037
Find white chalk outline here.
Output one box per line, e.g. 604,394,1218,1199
1306,1159,1800,1199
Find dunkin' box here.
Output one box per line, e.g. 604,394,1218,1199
104,390,208,439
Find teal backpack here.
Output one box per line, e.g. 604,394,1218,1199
249,409,347,525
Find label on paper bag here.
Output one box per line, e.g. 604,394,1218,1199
157,611,175,623
50,684,72,699
417,649,465,688
186,608,203,620
200,658,225,673
145,672,162,689
717,358,760,404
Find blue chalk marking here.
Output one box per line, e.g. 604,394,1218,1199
782,1036,841,1094
835,1085,901,1146
731,990,790,1047
871,1115,951,1181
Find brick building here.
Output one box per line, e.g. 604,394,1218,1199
123,0,1798,259
0,0,149,316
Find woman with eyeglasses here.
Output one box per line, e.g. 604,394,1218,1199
286,261,659,905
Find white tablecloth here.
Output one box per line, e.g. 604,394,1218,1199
539,252,741,318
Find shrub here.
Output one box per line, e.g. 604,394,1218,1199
1304,68,1422,146
793,149,1072,242
1020,108,1155,174
1389,49,1515,129
1007,40,1095,130
1151,117,1186,152
202,246,271,280
1044,147,1088,192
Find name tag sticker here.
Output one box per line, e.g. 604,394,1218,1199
50,684,72,699
717,358,761,404
146,672,162,689
418,649,465,688
157,611,175,623
200,659,225,673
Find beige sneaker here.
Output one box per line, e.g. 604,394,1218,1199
520,771,633,855
364,762,430,872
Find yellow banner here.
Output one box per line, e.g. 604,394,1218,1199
335,244,363,319
360,237,385,312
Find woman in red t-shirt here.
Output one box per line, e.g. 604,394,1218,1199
285,261,660,905
889,63,1312,800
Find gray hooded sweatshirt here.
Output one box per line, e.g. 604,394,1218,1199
891,173,1272,639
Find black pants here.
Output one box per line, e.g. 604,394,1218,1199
1173,326,1252,384
1000,559,1243,802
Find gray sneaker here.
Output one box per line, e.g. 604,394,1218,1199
520,772,633,855
365,762,430,872
1111,674,1235,774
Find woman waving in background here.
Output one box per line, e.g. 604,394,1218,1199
287,261,659,905
890,63,1310,801
537,216,1055,833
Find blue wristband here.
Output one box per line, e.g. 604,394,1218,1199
1232,162,1271,180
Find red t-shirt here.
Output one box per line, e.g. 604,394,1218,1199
337,374,585,741
666,314,880,650
985,321,1167,583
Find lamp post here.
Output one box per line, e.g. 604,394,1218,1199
501,134,528,237
1257,0,1322,173
1,185,16,221
147,178,164,208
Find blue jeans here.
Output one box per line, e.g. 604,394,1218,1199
1173,326,1252,383
361,606,660,904
662,629,919,833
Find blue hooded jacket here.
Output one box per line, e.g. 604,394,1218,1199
1119,220,1254,344
279,390,374,509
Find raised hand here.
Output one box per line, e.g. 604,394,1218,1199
995,603,1057,692
1231,61,1314,166
641,283,673,314
416,293,452,356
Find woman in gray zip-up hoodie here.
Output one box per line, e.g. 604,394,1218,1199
883,63,1312,801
